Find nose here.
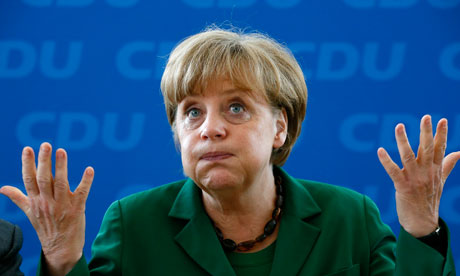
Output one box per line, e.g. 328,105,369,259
200,113,227,140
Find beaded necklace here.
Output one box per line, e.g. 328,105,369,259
211,176,284,252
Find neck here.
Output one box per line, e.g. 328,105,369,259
201,165,278,250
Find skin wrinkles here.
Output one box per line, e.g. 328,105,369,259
179,92,258,130
174,79,288,247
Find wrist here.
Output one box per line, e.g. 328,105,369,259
402,220,439,238
44,251,82,276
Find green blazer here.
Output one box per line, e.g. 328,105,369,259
39,167,455,275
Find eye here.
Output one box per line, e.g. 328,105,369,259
229,103,244,114
186,108,201,119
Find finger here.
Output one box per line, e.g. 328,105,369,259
36,142,54,199
73,167,94,209
417,115,434,166
433,119,448,166
377,147,404,184
0,186,30,213
442,151,460,182
437,151,460,203
54,148,70,203
395,124,417,170
22,147,39,197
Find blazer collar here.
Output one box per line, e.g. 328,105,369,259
169,179,236,276
168,167,322,276
270,166,322,276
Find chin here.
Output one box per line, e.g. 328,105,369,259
195,165,244,192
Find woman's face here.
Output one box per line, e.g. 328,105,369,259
175,79,287,193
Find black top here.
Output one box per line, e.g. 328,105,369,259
0,219,24,276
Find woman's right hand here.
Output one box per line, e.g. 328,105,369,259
0,142,94,276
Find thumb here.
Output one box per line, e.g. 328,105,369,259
442,151,460,182
0,186,29,213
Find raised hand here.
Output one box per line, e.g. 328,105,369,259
377,115,460,237
0,142,94,276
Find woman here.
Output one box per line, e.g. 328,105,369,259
0,27,459,275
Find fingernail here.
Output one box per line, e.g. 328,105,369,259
86,168,94,176
442,119,447,128
57,151,64,159
41,144,50,153
425,115,431,125
23,148,31,156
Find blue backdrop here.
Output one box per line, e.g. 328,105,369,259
1,0,459,274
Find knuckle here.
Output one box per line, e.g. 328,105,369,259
39,198,51,214
402,153,416,163
423,143,434,154
22,175,35,184
37,176,52,185
439,143,447,153
38,154,48,162
77,188,89,197
53,179,68,188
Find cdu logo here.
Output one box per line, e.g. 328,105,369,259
289,42,406,81
182,0,300,8
0,41,82,79
343,0,460,8
16,112,146,151
440,43,460,81
22,0,139,7
116,41,176,80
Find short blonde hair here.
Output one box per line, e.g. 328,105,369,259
160,26,307,166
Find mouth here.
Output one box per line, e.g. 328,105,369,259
200,151,233,161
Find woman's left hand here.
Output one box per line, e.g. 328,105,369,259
377,115,460,237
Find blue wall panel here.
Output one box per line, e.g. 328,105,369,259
1,0,459,274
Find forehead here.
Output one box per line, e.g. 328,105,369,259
186,78,268,103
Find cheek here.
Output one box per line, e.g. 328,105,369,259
174,122,188,148
245,125,276,157
176,129,197,167
179,140,194,177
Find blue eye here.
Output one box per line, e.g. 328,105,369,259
187,108,201,118
230,103,244,114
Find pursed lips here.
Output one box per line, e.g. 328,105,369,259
200,151,233,161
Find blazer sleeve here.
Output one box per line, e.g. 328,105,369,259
0,222,24,276
37,201,123,276
363,195,456,276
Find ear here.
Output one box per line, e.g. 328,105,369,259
273,108,288,149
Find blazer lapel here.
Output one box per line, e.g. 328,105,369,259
169,179,236,276
270,167,322,276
